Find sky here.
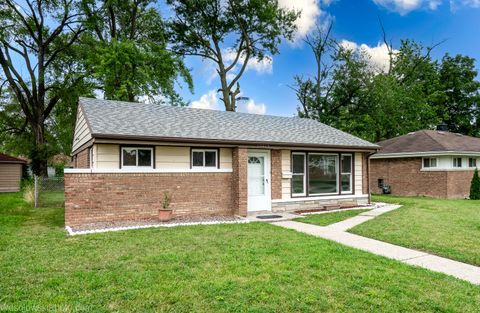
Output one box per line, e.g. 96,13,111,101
177,0,480,117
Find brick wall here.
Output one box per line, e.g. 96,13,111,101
75,148,90,168
446,170,475,199
271,149,282,200
232,147,248,216
369,157,466,198
65,172,234,226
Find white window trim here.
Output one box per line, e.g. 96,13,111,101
292,152,306,197
308,152,339,196
121,147,154,169
191,149,218,168
341,154,353,194
422,157,438,169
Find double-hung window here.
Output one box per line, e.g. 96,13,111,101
469,158,477,168
341,154,353,193
121,147,153,169
423,157,437,168
292,153,306,196
453,157,463,168
192,149,217,168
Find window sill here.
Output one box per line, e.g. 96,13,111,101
273,194,368,203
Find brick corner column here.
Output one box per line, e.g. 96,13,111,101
271,149,282,200
232,147,248,216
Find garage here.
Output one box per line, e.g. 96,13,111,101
0,153,26,193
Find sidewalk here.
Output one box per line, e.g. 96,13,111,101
272,205,480,285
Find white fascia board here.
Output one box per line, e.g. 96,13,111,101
371,151,480,159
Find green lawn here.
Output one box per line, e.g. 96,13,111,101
294,209,370,226
1,192,479,312
351,195,480,266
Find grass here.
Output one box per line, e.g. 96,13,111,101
351,195,480,266
294,209,370,226
38,191,64,207
1,192,479,312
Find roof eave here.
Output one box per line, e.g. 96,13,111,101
90,133,379,151
372,150,480,159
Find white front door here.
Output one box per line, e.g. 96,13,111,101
247,151,271,212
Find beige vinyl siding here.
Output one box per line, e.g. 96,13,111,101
220,148,232,169
354,152,363,195
281,150,291,199
0,163,22,192
156,146,190,169
95,144,120,169
72,108,92,153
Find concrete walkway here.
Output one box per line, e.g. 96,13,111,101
272,205,480,285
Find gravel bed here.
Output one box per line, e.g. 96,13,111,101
68,215,247,234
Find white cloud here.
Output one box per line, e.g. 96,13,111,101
191,90,267,114
450,0,480,10
223,49,273,75
340,40,398,73
243,99,267,115
191,90,220,110
372,0,441,14
278,0,323,39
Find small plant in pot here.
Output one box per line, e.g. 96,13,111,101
159,191,173,222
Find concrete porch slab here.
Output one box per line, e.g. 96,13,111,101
246,211,303,223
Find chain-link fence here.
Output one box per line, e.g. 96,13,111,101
34,176,65,208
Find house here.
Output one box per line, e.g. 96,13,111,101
0,153,26,192
370,128,480,198
65,97,378,226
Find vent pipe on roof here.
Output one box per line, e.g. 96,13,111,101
436,123,449,131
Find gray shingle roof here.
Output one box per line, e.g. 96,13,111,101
79,97,377,149
376,130,480,155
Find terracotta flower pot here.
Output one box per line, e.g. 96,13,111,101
159,209,173,222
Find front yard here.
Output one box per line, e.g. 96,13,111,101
351,195,480,266
1,192,479,312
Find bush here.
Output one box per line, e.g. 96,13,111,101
469,168,480,200
54,163,65,177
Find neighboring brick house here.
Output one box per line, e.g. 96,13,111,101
65,97,378,227
370,129,480,199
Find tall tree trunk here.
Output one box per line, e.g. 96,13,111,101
32,122,48,177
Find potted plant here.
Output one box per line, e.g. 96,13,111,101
159,191,173,221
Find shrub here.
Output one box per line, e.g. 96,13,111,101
54,163,65,177
469,168,480,200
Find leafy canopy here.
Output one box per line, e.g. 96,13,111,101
167,0,298,111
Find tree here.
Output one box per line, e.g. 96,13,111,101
293,28,446,142
435,54,480,136
0,0,86,176
81,0,192,105
470,168,480,200
292,23,336,120
167,0,298,111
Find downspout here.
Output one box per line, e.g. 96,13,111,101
366,150,378,205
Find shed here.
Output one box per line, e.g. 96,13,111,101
0,153,26,192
